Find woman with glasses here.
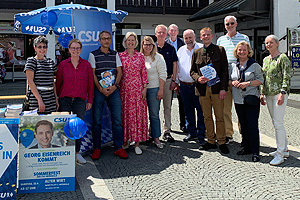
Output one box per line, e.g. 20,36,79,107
140,36,167,149
56,39,94,164
119,32,148,155
24,36,57,114
260,35,291,166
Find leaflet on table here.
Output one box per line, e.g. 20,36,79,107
0,118,19,200
18,115,76,194
99,69,115,88
200,63,220,86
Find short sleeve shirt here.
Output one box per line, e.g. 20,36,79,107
156,42,178,76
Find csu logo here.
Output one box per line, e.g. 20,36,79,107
78,30,101,42
54,118,70,123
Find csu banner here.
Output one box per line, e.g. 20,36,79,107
0,118,19,200
74,10,113,153
74,10,113,60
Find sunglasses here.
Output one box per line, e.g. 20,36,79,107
225,22,235,26
69,47,81,51
101,37,111,41
36,45,48,49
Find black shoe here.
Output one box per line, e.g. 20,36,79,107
163,132,175,143
180,126,188,133
252,154,260,162
219,144,229,154
183,134,197,142
236,149,252,155
198,138,206,146
225,136,233,144
199,142,217,151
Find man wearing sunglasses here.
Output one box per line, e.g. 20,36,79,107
217,16,250,144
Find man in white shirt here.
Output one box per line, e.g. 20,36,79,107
177,29,206,144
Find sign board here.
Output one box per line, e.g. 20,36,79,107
18,115,76,194
0,118,19,200
291,46,300,68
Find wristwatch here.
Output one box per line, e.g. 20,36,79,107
115,83,120,88
280,91,286,95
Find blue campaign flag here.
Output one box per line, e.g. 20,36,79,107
74,10,113,60
14,4,127,35
0,118,19,200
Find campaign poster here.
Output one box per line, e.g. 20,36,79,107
18,115,76,194
0,118,19,200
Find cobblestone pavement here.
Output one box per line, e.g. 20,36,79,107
1,81,299,200
94,97,300,200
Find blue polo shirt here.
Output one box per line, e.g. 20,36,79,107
156,42,178,77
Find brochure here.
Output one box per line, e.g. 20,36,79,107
200,63,220,86
99,69,115,88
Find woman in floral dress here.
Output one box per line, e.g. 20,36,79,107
119,32,148,155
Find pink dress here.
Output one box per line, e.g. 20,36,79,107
119,50,149,142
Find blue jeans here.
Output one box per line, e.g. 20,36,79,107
180,83,206,139
146,88,161,138
58,97,86,153
92,89,123,149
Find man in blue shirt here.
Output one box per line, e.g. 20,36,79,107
155,24,178,142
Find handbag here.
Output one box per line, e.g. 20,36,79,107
244,95,260,106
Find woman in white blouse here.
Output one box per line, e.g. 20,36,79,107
140,36,167,149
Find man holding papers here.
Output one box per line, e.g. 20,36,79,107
190,27,229,154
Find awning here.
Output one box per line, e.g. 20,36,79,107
188,0,268,22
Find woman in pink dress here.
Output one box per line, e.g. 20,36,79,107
119,32,148,155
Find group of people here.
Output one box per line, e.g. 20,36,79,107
24,15,291,166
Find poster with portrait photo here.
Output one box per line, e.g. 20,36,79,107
18,114,76,194
99,69,115,88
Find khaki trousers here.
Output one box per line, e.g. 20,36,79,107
199,86,226,145
223,85,234,137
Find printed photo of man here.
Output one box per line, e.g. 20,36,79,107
30,120,60,149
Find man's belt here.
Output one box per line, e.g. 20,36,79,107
180,81,195,85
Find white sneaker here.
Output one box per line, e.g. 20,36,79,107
270,155,284,166
135,146,142,155
76,153,87,164
269,150,289,158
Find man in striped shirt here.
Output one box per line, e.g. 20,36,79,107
216,16,250,144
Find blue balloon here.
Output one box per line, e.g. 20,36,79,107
41,11,58,27
64,117,87,140
20,129,34,148
58,33,73,48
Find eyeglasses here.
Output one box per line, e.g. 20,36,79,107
69,47,81,51
101,37,111,41
36,45,48,49
143,44,153,47
225,22,235,26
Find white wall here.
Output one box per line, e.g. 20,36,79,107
274,0,300,52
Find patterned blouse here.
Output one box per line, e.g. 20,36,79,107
261,53,291,96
